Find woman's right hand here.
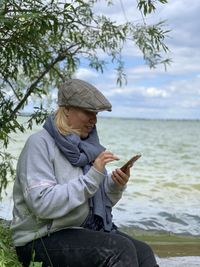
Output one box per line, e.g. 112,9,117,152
93,151,119,173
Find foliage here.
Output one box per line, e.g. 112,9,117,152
0,222,43,267
0,151,15,194
0,222,21,267
0,0,170,197
137,0,168,16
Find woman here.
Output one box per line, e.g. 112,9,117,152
11,79,159,267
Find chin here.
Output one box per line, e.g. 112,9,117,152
80,132,89,139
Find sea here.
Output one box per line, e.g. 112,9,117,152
1,116,200,238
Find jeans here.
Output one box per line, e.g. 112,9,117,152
16,228,158,267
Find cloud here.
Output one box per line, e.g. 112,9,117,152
75,68,99,80
75,0,200,119
20,0,200,120
144,87,169,98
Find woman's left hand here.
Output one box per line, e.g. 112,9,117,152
111,168,130,188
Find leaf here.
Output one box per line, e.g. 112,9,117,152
0,0,170,196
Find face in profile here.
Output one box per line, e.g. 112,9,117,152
66,107,97,138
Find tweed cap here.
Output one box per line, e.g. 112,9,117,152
58,79,112,112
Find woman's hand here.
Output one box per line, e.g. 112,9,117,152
111,168,130,188
93,151,119,173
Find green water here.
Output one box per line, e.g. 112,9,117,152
98,117,200,236
1,117,200,237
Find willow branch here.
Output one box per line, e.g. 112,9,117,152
7,52,68,121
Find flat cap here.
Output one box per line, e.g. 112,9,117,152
58,79,112,112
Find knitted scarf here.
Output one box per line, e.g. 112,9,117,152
43,115,113,232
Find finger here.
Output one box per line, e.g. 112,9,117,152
123,167,130,176
100,151,120,160
120,165,131,176
112,175,127,187
115,168,129,179
103,157,120,165
112,169,128,186
93,152,120,173
126,167,130,176
100,154,120,163
112,173,124,187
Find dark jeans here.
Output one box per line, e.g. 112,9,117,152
16,228,158,267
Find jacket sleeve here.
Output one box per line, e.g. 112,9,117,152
103,173,126,206
17,133,105,220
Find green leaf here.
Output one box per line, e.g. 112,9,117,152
0,0,170,196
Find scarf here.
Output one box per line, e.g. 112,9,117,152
43,115,113,232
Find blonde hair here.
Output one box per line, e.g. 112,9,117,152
54,107,80,136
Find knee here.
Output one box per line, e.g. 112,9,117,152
110,234,137,255
135,240,157,266
139,241,154,255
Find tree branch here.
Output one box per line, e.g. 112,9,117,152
8,52,67,120
4,78,21,101
7,45,82,122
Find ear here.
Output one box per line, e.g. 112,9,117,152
64,107,70,117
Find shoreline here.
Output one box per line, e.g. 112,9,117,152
119,226,200,257
1,219,200,257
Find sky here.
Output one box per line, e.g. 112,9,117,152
24,0,200,120
73,0,200,120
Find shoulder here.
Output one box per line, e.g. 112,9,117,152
27,129,54,144
24,129,55,156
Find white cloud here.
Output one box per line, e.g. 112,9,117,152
18,0,200,120
75,0,200,119
144,87,169,98
75,68,99,80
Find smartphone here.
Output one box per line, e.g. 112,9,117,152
120,154,141,172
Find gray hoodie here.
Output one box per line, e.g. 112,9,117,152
11,129,124,246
